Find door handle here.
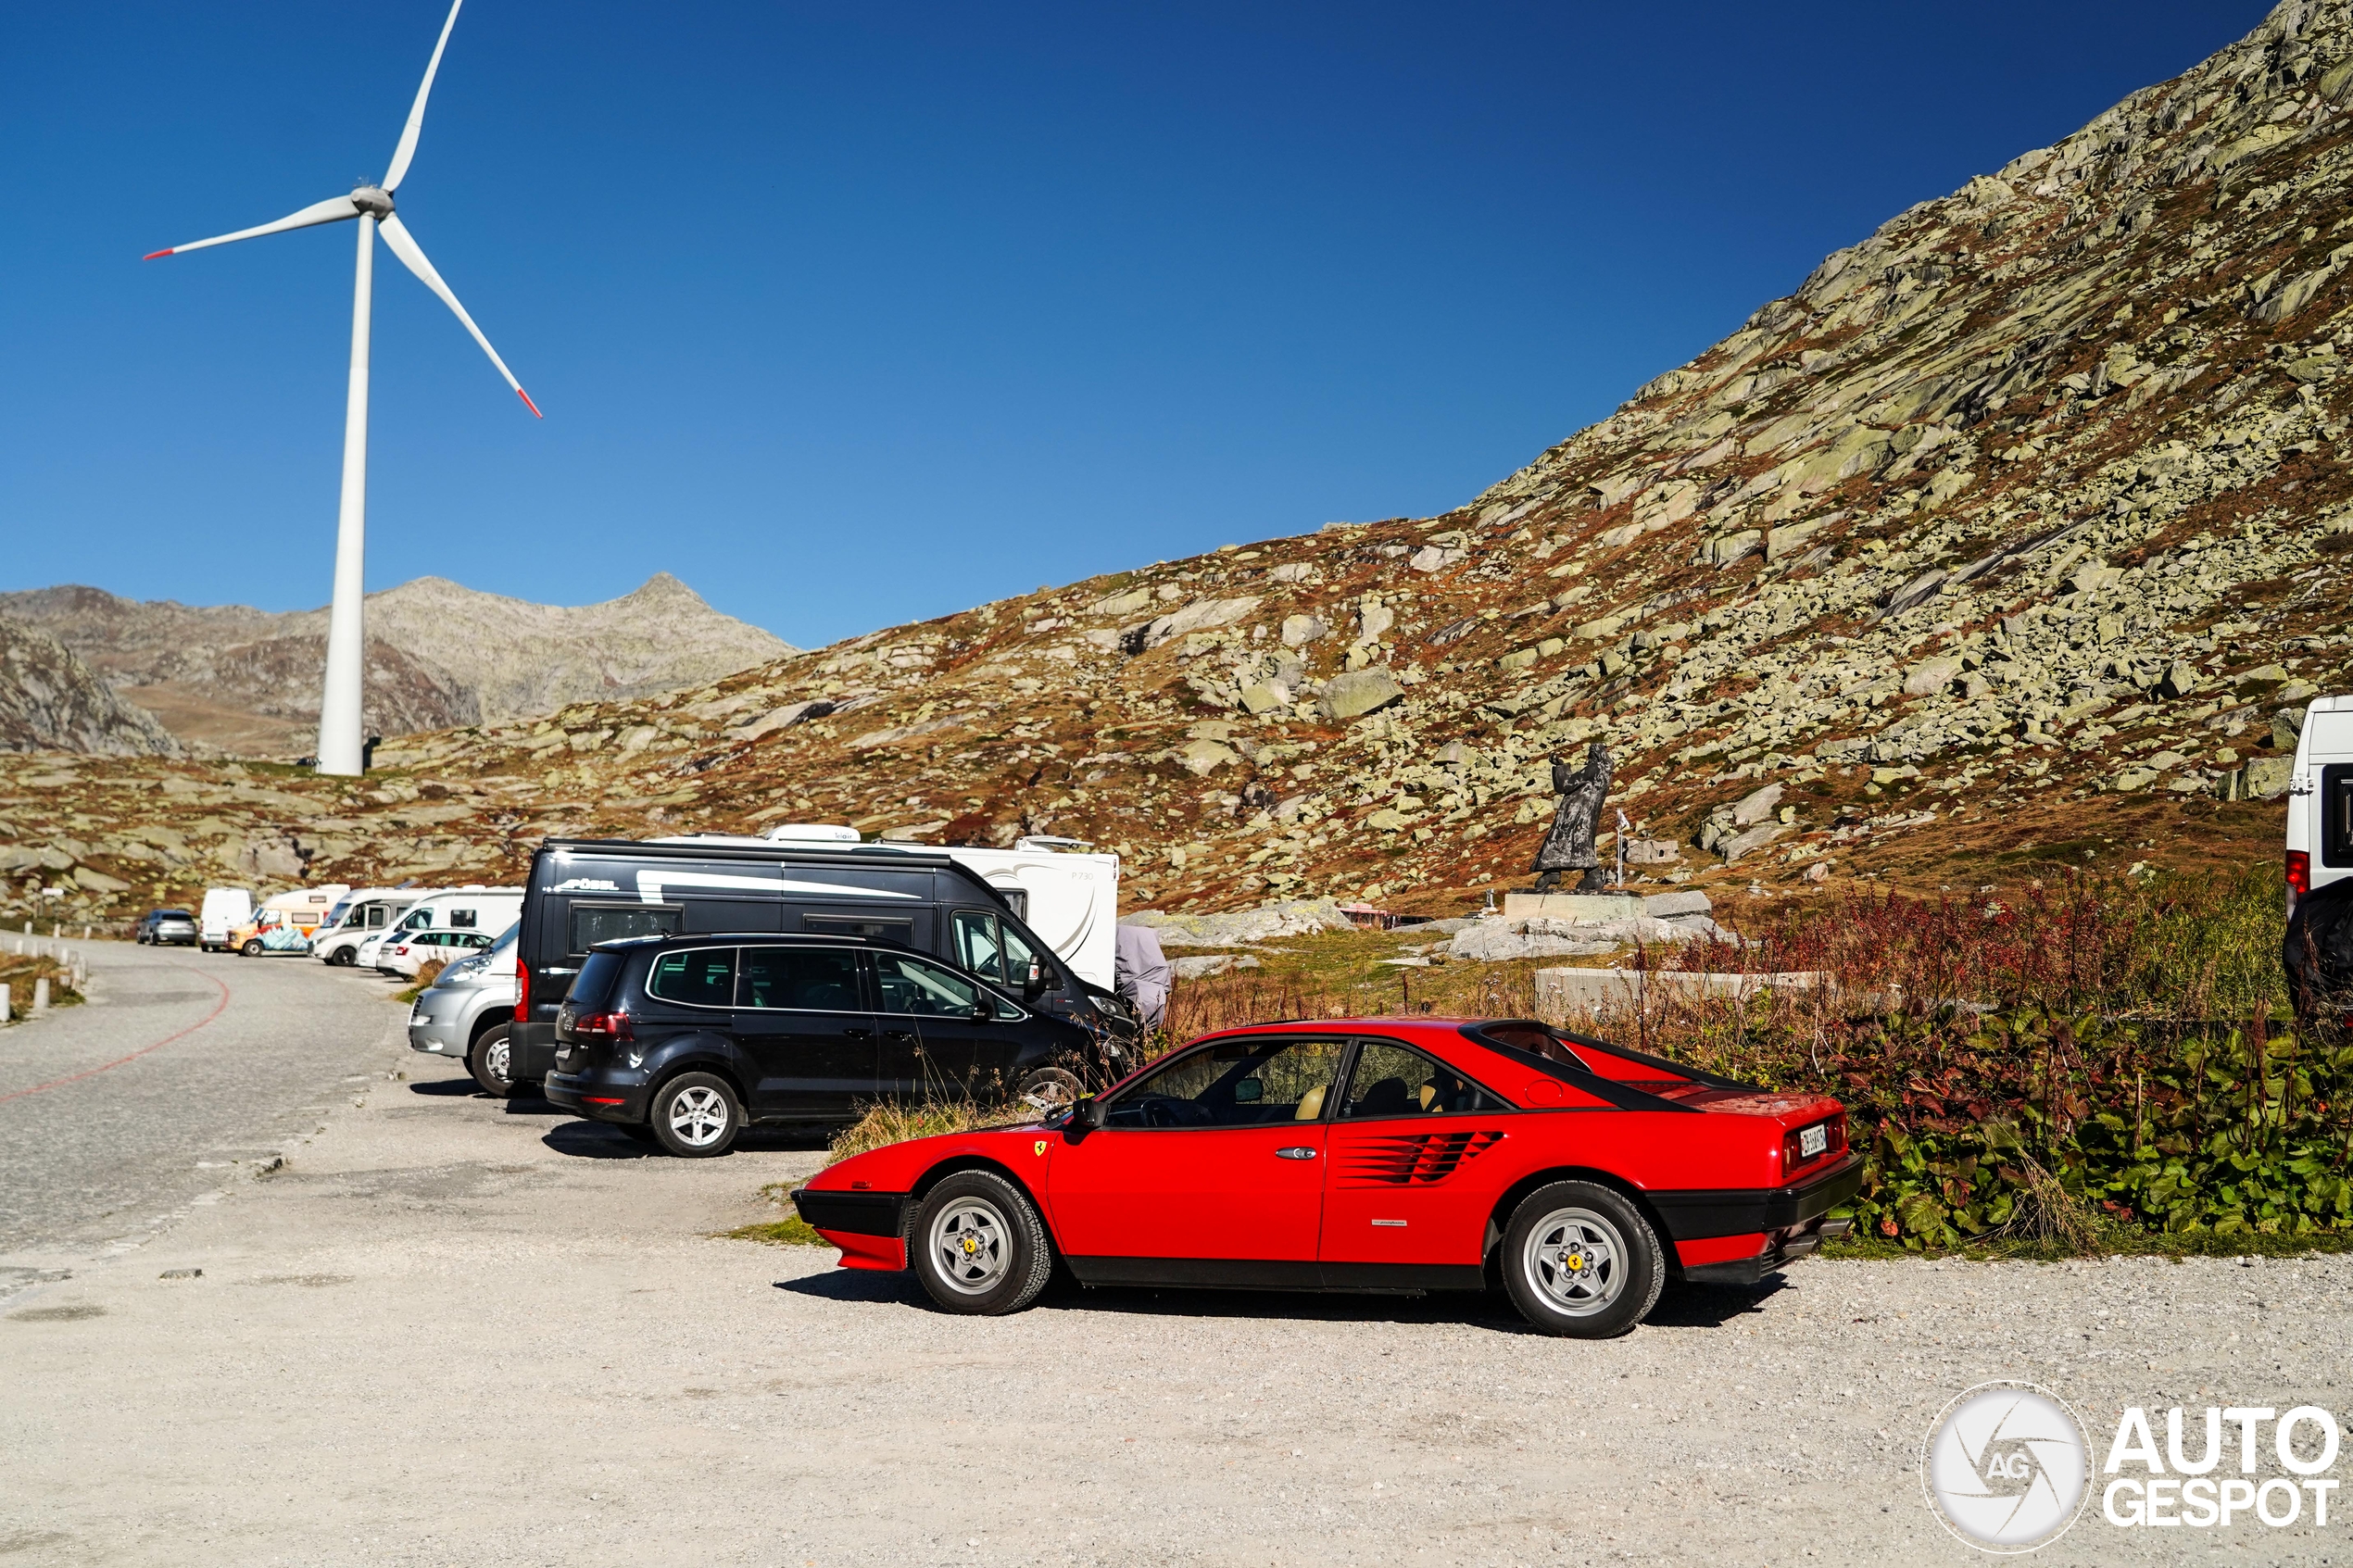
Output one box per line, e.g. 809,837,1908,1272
1275,1147,1316,1160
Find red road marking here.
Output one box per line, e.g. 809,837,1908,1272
0,962,232,1105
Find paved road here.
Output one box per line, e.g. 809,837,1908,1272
0,940,409,1263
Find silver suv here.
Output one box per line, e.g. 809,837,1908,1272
407,925,520,1095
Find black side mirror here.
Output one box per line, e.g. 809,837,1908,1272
1024,959,1050,999
1072,1097,1104,1131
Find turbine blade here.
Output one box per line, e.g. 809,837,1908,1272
377,213,540,417
383,0,466,192
143,195,361,258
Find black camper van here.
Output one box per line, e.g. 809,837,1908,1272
510,837,1133,1093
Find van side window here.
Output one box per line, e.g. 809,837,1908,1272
952,910,1008,983
737,947,861,1011
804,914,914,943
451,909,478,929
569,904,683,957
648,947,736,1009
875,952,990,1018
2327,764,2353,869
366,906,388,928
954,910,1042,986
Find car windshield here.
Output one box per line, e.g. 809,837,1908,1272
1106,1037,1343,1128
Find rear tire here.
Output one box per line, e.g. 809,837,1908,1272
909,1170,1053,1316
1500,1181,1664,1339
648,1073,742,1158
467,1022,515,1097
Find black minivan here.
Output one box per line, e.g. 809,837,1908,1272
510,837,1135,1096
543,933,1094,1156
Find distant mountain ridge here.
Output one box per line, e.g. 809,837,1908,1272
0,616,180,757
0,574,795,756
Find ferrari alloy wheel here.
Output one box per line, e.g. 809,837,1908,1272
467,1022,514,1098
1501,1181,1663,1339
648,1073,742,1158
910,1171,1053,1316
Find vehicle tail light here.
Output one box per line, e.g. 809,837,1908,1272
516,960,530,1019
570,1010,634,1043
2288,850,2310,916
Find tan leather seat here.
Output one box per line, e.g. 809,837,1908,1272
1295,1085,1326,1121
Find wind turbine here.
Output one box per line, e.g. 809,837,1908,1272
145,0,536,777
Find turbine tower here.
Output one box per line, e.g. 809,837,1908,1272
145,0,536,776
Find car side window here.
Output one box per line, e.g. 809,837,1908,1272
1339,1041,1499,1120
952,910,1008,984
874,952,1000,1018
647,947,736,1009
1105,1037,1343,1129
738,947,862,1011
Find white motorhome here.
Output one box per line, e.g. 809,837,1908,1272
367,886,524,974
199,886,253,952
2286,696,2353,914
312,886,426,966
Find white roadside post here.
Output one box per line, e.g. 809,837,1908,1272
0,983,10,1023
31,977,50,1014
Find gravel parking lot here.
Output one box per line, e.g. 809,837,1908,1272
3,960,2348,1565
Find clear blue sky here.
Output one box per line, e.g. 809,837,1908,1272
2,1,2269,647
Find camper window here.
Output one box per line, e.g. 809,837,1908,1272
804,913,915,943
2326,764,2353,869
451,909,478,929
569,902,683,957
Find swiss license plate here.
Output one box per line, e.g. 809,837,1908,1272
1799,1123,1829,1160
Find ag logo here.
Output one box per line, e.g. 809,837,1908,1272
1033,1140,1048,1157
1922,1381,2090,1552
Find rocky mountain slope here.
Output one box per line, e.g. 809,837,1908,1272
0,574,794,756
5,0,2348,924
0,617,179,757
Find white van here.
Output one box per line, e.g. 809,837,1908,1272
313,887,426,967
199,887,253,952
749,824,1121,989
2287,696,2353,915
370,886,523,975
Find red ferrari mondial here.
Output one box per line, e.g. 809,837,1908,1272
792,1016,1861,1337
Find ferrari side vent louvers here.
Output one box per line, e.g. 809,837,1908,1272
1334,1129,1505,1187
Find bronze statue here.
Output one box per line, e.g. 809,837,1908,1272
1531,741,1612,894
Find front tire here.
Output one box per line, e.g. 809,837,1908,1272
467,1022,515,1097
909,1170,1053,1316
1500,1181,1664,1339
240,939,263,958
327,946,355,967
648,1072,742,1158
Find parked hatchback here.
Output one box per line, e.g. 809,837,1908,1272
544,934,1093,1157
135,909,199,946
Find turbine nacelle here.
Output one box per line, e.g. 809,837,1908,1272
351,185,395,220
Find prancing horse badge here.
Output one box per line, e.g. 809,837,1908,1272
1033,1140,1048,1156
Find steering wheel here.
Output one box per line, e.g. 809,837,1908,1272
1139,1096,1213,1128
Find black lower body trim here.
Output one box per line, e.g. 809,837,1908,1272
1064,1257,1485,1293
791,1189,908,1238
1680,1215,1852,1286
1648,1156,1864,1240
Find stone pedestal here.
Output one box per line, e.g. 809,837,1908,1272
1503,893,1644,922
